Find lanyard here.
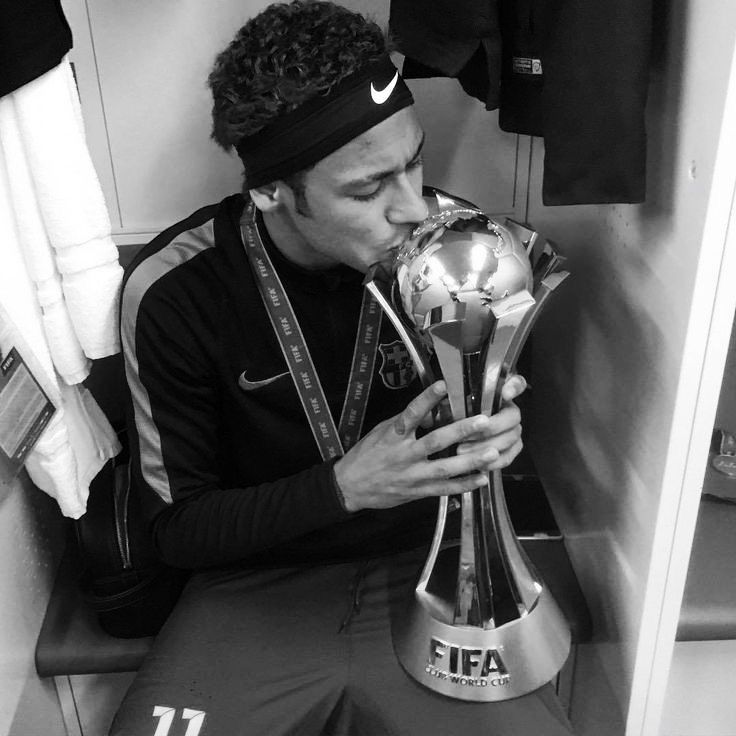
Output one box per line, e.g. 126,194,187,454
240,204,382,460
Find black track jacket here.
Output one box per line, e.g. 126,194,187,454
121,194,438,570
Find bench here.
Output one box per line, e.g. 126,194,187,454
677,491,736,641
35,473,592,735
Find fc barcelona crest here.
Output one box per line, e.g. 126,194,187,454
378,340,416,389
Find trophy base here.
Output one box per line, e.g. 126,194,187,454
393,585,571,702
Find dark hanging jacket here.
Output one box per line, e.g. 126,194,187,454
390,0,652,206
0,0,72,97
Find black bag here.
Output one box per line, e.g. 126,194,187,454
74,438,189,638
75,355,188,638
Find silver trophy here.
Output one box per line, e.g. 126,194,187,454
365,189,571,701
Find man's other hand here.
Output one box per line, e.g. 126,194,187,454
332,376,526,513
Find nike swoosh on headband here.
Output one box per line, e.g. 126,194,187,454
370,72,399,105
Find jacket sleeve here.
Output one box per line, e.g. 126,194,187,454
121,280,350,570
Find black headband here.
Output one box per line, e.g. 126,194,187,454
236,54,414,189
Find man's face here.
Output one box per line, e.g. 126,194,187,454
264,106,429,273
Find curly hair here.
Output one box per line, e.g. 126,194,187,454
208,1,389,152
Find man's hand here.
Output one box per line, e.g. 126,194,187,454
333,376,526,513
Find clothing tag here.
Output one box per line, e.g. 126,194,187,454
0,346,55,481
512,57,543,76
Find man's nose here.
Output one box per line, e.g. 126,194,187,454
387,176,429,225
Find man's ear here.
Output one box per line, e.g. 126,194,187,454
249,181,294,213
248,183,279,212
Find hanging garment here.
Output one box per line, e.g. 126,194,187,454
497,0,547,137
1,58,123,381
390,0,652,206
390,0,502,110
531,0,651,205
0,55,123,517
0,149,120,518
0,0,72,98
9,59,123,362
0,92,89,385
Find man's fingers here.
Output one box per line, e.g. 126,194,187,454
420,473,489,497
413,413,491,457
501,373,528,402
416,401,520,455
393,380,446,436
420,433,523,485
423,447,499,479
453,404,521,446
456,423,522,456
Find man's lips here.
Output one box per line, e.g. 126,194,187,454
366,230,417,270
388,228,416,252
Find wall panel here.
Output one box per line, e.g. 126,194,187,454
0,476,66,736
523,1,736,733
64,0,523,243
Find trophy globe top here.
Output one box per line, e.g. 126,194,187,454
393,208,533,353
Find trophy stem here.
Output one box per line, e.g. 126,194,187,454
454,490,485,625
488,469,543,612
477,480,523,625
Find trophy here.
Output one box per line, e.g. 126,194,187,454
365,189,570,701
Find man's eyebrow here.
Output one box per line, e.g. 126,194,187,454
345,133,426,188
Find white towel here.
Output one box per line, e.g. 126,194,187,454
12,61,112,245
0,97,54,281
11,57,123,360
24,382,121,519
36,277,91,384
23,412,82,518
61,260,123,358
0,95,90,385
0,72,121,518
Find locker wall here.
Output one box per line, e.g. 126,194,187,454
62,0,528,244
524,0,736,734
0,475,66,735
